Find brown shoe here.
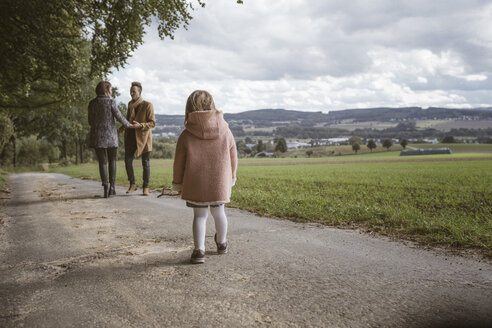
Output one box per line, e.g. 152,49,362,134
126,184,137,193
143,187,150,196
190,249,205,264
214,233,228,254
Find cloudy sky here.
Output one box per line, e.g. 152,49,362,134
110,0,492,115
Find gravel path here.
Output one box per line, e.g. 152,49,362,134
1,173,491,327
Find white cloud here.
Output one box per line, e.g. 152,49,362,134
110,0,492,114
463,74,487,82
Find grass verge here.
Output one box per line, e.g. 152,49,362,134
0,169,10,217
0,169,7,192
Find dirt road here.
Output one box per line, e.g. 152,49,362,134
1,173,491,327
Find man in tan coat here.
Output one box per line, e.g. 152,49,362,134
122,81,156,195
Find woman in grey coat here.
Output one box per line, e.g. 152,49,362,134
88,81,135,198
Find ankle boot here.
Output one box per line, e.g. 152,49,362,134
103,184,109,198
110,183,116,195
126,184,137,193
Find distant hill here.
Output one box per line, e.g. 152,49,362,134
470,107,492,111
155,107,492,126
155,108,326,126
155,114,184,126
224,108,326,121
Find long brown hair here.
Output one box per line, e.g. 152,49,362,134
95,81,111,96
184,90,217,125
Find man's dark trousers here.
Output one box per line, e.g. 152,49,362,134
125,141,151,188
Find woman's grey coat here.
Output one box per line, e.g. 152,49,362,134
88,96,131,148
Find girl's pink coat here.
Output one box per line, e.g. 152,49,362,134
173,110,237,204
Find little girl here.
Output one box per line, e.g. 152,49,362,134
172,90,238,264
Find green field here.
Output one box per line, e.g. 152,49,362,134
326,121,398,131
416,119,492,130
50,151,492,256
275,142,492,158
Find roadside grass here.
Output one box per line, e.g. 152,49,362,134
231,159,492,256
50,151,492,256
0,169,8,192
0,169,10,215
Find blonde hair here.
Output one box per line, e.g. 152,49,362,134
185,90,217,124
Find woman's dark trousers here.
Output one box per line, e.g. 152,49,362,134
95,147,117,197
124,144,151,188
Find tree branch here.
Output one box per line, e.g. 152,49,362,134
0,99,64,110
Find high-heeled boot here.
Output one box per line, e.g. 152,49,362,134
109,157,116,196
103,183,109,198
109,183,116,196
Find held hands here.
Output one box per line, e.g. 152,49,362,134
118,122,141,132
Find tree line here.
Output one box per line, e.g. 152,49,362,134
263,124,492,142
0,0,241,167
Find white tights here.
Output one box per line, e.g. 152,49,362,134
192,205,228,251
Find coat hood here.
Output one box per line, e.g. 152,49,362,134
185,110,229,140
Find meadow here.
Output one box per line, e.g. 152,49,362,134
50,149,492,256
278,142,492,158
416,119,492,130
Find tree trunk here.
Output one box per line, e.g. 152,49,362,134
61,140,67,159
10,135,16,167
79,140,84,163
75,141,78,164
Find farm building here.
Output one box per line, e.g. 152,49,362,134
254,151,274,158
400,148,452,156
323,137,350,145
287,141,311,149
